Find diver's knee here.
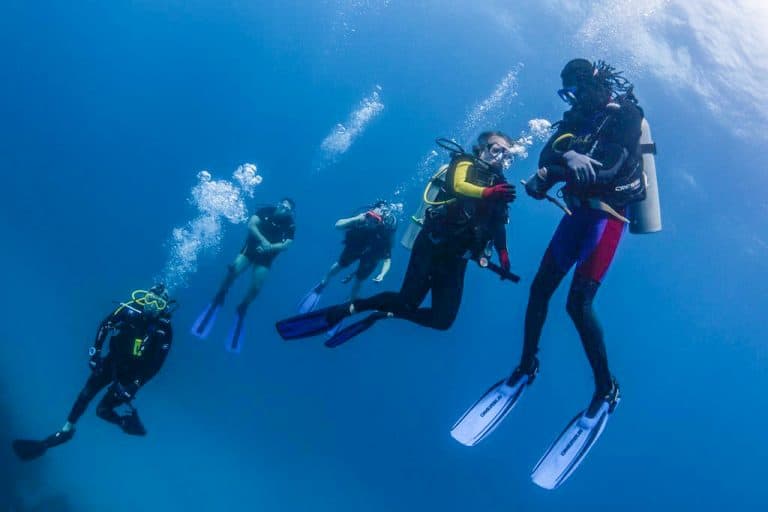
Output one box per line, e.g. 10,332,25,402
566,281,597,319
565,292,585,319
434,316,455,331
530,267,562,301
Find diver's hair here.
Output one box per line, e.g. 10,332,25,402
280,197,296,209
472,131,515,156
594,61,637,103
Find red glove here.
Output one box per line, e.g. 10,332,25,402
481,183,516,203
498,249,510,272
365,210,383,222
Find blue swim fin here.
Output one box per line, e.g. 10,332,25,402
531,382,620,490
226,310,247,353
326,319,343,338
191,295,224,339
276,304,349,341
297,283,324,314
324,312,388,348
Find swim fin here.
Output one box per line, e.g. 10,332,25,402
324,312,388,348
297,283,324,314
276,304,350,341
120,411,147,436
531,382,620,490
226,308,247,353
326,319,344,338
12,429,75,461
450,371,531,447
191,293,224,339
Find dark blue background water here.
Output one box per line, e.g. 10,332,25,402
2,1,767,510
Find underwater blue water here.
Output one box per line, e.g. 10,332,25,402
2,1,767,510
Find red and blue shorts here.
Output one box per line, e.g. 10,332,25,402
543,207,625,283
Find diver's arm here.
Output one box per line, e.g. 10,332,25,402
92,308,130,352
265,238,293,253
452,160,486,198
374,231,395,281
492,221,507,254
89,310,125,369
335,214,366,229
92,315,113,352
453,160,515,202
373,258,391,282
493,222,511,271
248,215,271,247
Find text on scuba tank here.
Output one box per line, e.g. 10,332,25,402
614,178,642,192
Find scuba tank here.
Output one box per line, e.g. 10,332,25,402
401,164,449,250
400,138,470,250
627,118,661,233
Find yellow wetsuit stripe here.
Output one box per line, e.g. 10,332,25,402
452,160,485,198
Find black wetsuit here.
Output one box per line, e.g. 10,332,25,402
354,160,509,330
68,305,172,426
240,206,296,267
339,217,395,279
521,98,643,395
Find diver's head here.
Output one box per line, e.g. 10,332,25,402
370,199,388,216
473,131,516,171
141,284,171,319
368,200,398,229
275,197,295,220
558,58,615,111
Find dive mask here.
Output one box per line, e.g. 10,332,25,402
557,86,579,105
486,143,514,171
133,288,168,317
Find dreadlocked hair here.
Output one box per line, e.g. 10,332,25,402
594,61,637,104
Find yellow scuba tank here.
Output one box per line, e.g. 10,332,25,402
400,164,452,250
627,118,661,234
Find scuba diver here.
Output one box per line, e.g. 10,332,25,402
191,198,296,352
451,59,660,490
12,285,175,461
277,131,520,348
297,200,398,315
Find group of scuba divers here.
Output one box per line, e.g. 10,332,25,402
13,59,661,490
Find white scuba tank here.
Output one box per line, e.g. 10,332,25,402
627,118,661,234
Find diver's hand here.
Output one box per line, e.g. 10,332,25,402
254,244,275,255
563,150,602,184
372,274,385,283
524,174,547,200
88,347,103,372
482,183,516,203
